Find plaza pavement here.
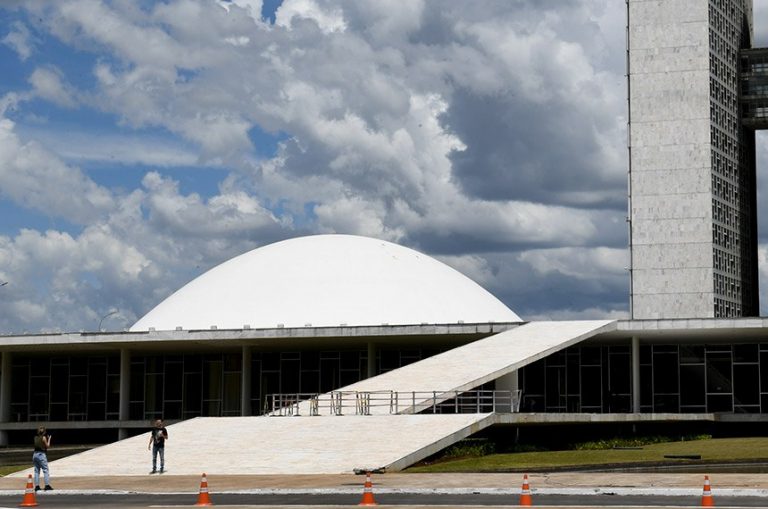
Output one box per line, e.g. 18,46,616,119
1,471,768,498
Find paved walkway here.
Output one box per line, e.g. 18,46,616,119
8,415,498,476
0,472,767,496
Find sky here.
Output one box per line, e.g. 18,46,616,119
0,0,766,333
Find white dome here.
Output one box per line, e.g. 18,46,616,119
130,234,521,331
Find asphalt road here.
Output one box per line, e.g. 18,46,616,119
1,492,768,507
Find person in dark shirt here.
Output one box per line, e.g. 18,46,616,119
147,418,168,474
33,426,53,491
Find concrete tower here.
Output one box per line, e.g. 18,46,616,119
628,0,760,319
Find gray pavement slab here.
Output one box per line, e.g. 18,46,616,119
9,414,497,477
1,472,768,496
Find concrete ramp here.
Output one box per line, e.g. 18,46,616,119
19,320,615,476
295,320,616,415
14,414,494,476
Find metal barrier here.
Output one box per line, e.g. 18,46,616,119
267,389,522,416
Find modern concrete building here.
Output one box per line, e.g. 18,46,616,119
4,234,768,475
2,1,768,476
628,0,765,319
0,235,526,446
0,235,768,475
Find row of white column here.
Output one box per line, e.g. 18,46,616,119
632,336,641,413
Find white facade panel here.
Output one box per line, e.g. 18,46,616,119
631,243,713,271
629,0,709,26
630,118,711,147
626,0,759,319
631,193,711,221
631,169,710,195
631,219,712,245
630,72,710,122
629,22,709,52
632,267,714,294
630,145,711,172
632,292,715,319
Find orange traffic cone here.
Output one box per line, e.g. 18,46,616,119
358,471,378,506
519,473,532,506
194,472,213,506
19,474,38,507
701,475,714,507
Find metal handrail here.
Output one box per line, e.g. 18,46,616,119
267,389,522,416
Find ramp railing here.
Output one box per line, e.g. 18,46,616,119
266,389,522,416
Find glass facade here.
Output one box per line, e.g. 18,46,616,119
520,346,631,413
740,48,768,128
708,0,759,317
250,347,441,414
10,341,768,423
129,353,242,420
520,343,767,414
11,355,121,422
8,346,440,422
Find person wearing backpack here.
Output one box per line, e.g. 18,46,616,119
147,418,169,474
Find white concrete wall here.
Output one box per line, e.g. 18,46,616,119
628,0,715,319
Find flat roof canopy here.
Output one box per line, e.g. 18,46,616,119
4,317,768,353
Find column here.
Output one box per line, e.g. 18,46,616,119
0,352,11,446
118,349,130,440
241,346,252,416
631,336,641,413
495,371,519,413
367,342,376,379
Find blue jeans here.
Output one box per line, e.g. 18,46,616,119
33,451,49,487
152,444,165,472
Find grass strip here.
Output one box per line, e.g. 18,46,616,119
0,465,28,477
407,437,768,473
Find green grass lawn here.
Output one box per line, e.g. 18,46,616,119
0,465,27,476
407,437,768,473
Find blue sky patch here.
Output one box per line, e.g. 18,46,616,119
248,125,288,158
262,0,284,24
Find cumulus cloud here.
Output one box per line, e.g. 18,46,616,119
437,4,626,209
438,247,630,322
28,66,78,108
0,0,639,332
0,112,289,333
483,249,630,321
519,247,627,280
141,171,286,238
218,0,263,21
0,227,153,332
2,21,36,60
275,0,347,33
0,117,114,224
17,127,200,167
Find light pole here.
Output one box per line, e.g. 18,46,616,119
99,309,119,331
